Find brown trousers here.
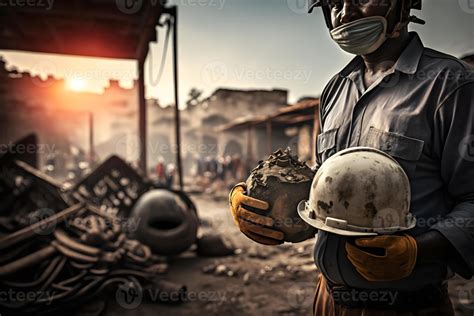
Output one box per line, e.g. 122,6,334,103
313,275,455,316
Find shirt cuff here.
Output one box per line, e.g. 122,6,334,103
430,203,474,278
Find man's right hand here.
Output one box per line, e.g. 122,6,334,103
229,183,284,245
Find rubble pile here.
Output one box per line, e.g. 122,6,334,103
0,203,170,314
0,135,218,314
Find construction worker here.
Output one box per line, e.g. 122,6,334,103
229,0,474,314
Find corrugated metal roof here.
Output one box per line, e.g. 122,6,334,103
216,99,319,131
0,0,167,60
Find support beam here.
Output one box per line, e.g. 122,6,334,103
0,3,165,60
138,58,147,175
89,112,94,163
170,6,184,190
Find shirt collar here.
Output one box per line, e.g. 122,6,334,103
339,32,425,80
394,32,424,74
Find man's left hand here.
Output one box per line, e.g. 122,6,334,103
345,235,417,282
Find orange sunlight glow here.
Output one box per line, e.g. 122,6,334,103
66,78,87,92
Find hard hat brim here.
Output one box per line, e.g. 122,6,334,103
297,201,417,236
297,200,378,237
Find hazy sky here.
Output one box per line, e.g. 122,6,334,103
1,0,473,107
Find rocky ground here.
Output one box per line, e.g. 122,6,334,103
104,194,474,316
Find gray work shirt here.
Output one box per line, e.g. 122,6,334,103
314,32,474,290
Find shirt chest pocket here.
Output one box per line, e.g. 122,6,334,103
317,128,339,163
364,127,425,179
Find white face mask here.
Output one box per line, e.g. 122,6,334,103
330,16,388,56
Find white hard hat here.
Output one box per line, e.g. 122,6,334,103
298,147,416,236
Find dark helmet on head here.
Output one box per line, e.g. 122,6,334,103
308,0,423,29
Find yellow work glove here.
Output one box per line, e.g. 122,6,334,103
229,183,284,246
345,235,417,282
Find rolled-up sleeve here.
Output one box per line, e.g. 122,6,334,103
431,81,474,276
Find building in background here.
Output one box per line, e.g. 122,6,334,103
0,57,293,180
0,57,139,177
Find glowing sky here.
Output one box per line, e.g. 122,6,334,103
1,0,473,107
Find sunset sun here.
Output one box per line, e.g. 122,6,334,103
66,78,87,92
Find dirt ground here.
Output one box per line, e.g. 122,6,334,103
104,195,474,316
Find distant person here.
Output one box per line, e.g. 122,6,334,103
224,155,233,180
217,156,226,181
197,156,205,176
155,157,166,185
165,163,175,189
210,157,218,179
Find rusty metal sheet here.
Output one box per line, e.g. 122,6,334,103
0,160,69,233
69,155,149,218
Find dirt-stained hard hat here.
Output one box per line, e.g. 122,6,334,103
298,147,416,236
246,148,317,243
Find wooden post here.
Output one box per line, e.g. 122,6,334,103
138,58,147,175
88,112,94,162
171,6,183,190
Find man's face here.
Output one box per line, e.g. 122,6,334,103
329,0,397,29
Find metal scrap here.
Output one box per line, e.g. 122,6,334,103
69,155,149,219
0,136,204,313
0,203,167,313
